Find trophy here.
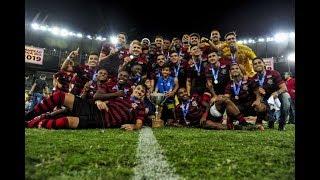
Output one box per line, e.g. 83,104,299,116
150,92,167,128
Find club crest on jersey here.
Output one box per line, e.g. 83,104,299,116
242,84,248,91
221,68,227,74
192,100,198,107
267,78,274,85
132,103,138,109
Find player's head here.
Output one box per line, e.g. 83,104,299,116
225,32,237,44
177,87,189,102
118,32,127,45
157,54,166,66
118,70,129,85
87,51,99,68
207,50,219,64
132,84,147,100
189,45,202,57
230,63,243,78
252,57,266,73
210,29,221,42
131,64,143,76
170,51,180,63
61,59,74,72
129,41,142,56
189,33,200,46
96,67,108,82
161,63,171,78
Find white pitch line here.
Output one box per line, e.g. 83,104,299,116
133,127,182,180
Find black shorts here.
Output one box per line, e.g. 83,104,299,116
236,102,257,117
71,97,104,129
207,102,225,123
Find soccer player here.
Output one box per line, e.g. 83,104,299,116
25,74,146,131
70,51,100,96
186,45,208,97
221,32,256,77
225,63,266,130
53,59,74,93
250,57,291,130
168,50,188,88
94,70,132,101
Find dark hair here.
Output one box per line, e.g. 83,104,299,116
161,62,171,69
252,57,265,64
207,49,219,56
224,32,237,39
211,29,220,33
190,33,200,39
169,50,179,55
118,32,127,37
155,35,163,40
97,66,108,72
89,51,99,56
157,54,165,58
136,83,148,92
189,44,198,50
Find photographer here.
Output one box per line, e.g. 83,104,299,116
28,74,49,111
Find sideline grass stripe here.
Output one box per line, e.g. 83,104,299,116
133,127,181,180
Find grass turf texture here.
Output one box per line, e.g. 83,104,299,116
26,125,295,179
153,124,295,180
25,129,139,179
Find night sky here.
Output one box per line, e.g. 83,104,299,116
25,0,294,40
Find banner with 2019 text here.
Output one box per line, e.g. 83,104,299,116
25,45,44,65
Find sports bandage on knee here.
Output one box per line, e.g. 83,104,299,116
210,104,222,117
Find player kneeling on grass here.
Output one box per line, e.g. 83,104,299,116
25,69,146,131
250,57,291,131
224,63,266,130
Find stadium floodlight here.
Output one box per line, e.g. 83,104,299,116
274,32,289,42
87,35,93,40
289,32,295,39
243,40,248,44
31,23,40,30
287,52,295,62
76,33,83,38
238,40,243,44
39,25,47,31
68,32,76,36
60,29,69,37
248,39,255,44
96,36,103,41
110,36,118,45
50,27,60,35
258,38,265,42
102,37,107,41
266,37,274,42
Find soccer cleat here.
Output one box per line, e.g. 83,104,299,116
268,121,274,129
278,123,285,131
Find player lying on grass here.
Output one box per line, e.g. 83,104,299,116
25,68,146,131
